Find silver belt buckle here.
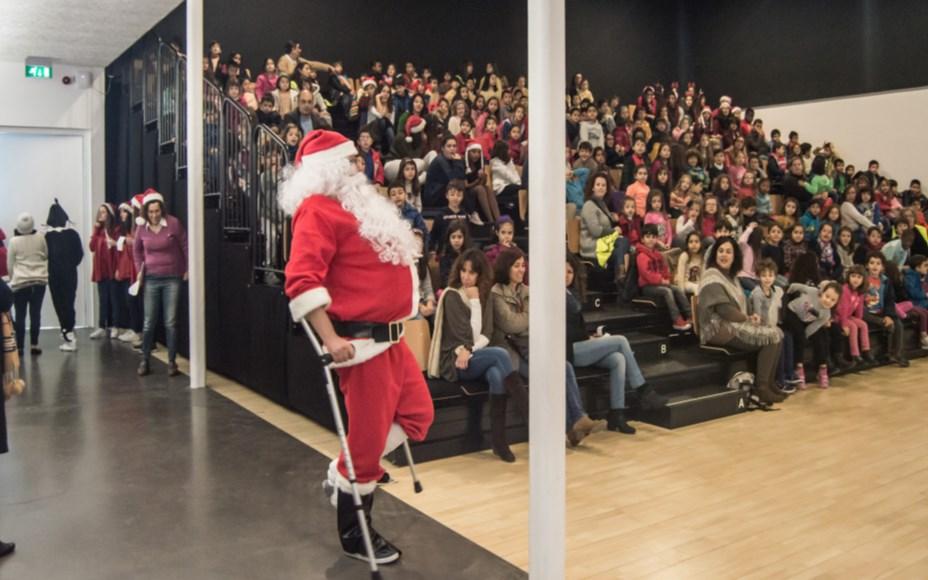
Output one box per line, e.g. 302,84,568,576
388,321,404,344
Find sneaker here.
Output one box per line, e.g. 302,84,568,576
30,346,42,355
778,382,797,394
795,366,807,389
890,355,910,368
118,330,138,343
672,317,692,331
137,360,150,376
89,328,106,340
817,367,830,389
109,328,120,339
468,212,485,226
59,340,76,352
921,334,928,349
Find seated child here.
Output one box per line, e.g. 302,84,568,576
636,224,693,331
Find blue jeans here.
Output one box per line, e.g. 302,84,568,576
142,275,182,363
458,346,513,394
519,356,586,431
573,335,645,409
776,331,796,384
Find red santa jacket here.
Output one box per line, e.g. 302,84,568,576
114,229,138,282
285,195,418,364
636,242,670,288
89,224,121,282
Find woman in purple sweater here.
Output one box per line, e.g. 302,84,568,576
133,191,187,377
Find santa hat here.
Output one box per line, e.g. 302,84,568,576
719,95,732,106
701,106,712,115
131,193,146,210
100,203,116,219
118,201,133,214
142,188,164,207
361,77,377,90
404,115,426,142
294,129,357,167
731,106,743,116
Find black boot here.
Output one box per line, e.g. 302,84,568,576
503,372,529,424
336,489,401,565
754,382,786,404
638,384,669,410
607,409,636,434
489,395,515,462
0,540,14,558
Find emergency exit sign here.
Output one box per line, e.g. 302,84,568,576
26,64,53,78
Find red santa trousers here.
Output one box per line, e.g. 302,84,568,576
335,339,434,484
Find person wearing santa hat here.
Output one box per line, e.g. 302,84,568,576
44,200,84,352
133,190,188,377
279,129,434,565
114,199,141,345
88,203,124,340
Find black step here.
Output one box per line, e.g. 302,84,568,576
635,386,746,429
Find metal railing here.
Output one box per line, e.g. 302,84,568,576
158,43,179,146
177,55,187,172
253,125,291,283
221,97,254,233
130,48,144,106
203,79,223,197
143,41,158,124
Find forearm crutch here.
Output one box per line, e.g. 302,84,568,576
299,318,382,579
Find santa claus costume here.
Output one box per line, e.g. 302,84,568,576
279,129,434,565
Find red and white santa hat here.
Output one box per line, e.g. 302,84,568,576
141,188,164,207
101,202,116,218
131,193,146,210
719,95,732,106
404,115,426,142
294,129,358,167
360,77,377,90
118,201,133,213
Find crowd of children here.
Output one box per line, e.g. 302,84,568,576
203,40,928,411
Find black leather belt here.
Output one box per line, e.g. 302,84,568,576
332,320,404,344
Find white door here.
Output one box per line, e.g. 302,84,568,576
0,132,91,329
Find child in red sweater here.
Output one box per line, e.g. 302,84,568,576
618,197,642,246
636,224,693,331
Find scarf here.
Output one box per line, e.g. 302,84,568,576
819,240,835,267
426,287,464,378
697,268,781,346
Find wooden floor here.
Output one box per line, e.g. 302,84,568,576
174,352,928,579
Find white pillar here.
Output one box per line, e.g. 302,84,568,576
527,0,566,578
186,0,206,388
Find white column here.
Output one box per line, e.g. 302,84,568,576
186,0,206,388
527,0,566,578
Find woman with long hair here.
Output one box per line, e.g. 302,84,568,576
89,203,123,340
429,249,528,462
697,237,784,404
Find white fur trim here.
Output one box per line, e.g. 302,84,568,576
409,120,426,134
329,459,377,495
329,337,391,369
408,264,419,319
278,157,419,266
382,423,407,457
289,287,332,321
299,140,358,168
135,216,146,226
143,192,164,206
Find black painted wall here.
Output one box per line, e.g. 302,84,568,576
203,0,527,84
687,0,928,107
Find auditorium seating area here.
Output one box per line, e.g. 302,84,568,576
113,38,928,465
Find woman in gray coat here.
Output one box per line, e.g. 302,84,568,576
579,172,630,282
7,213,48,356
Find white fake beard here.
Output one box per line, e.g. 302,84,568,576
278,158,419,266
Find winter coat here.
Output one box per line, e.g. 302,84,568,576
490,283,529,367
636,242,669,288
800,210,821,241
835,285,865,327
580,200,616,259
903,269,928,309
8,231,49,291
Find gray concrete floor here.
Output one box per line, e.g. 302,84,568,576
0,330,524,580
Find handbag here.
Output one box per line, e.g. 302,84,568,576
506,333,530,361
2,312,25,400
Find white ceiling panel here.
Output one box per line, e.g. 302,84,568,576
0,0,182,67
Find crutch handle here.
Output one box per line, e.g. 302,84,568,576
319,353,334,366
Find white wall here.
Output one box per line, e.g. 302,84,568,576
0,59,106,329
0,134,90,328
755,86,928,185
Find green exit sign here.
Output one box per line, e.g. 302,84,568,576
26,64,53,79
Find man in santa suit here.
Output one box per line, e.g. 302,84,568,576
279,129,434,565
